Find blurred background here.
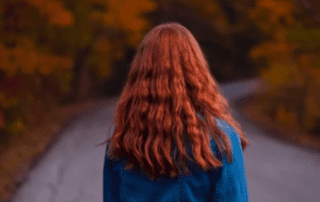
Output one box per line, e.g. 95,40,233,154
1,0,320,201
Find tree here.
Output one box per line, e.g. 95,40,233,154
0,0,158,140
246,0,320,131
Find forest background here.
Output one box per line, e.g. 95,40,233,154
1,0,320,200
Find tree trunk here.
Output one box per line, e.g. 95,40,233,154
61,46,92,104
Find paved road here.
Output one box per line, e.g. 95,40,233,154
11,78,320,202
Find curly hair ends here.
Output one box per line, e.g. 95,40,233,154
97,22,250,181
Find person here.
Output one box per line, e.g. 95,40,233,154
97,22,251,202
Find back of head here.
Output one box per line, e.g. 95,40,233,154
99,22,250,181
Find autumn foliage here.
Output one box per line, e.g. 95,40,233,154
1,0,320,146
0,0,157,146
248,0,320,132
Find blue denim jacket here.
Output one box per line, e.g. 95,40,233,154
103,117,248,202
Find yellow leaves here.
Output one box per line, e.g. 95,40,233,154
245,0,320,132
104,0,157,46
38,55,73,76
262,63,289,91
105,0,157,30
7,117,25,135
0,37,73,77
0,48,38,76
89,36,117,79
284,28,320,50
250,0,320,128
261,61,304,92
0,38,36,75
250,40,295,62
10,38,38,74
27,0,75,27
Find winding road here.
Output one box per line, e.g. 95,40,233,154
11,78,320,202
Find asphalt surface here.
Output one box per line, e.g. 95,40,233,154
10,78,320,202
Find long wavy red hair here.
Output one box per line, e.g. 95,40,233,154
97,22,250,181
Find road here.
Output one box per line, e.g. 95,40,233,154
11,78,320,202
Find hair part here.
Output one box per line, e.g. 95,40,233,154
97,22,250,181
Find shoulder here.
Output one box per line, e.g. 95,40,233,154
214,117,242,156
215,118,239,139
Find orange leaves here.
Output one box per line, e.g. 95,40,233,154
49,10,74,27
250,40,296,63
249,0,295,33
0,37,73,77
38,54,73,76
104,0,157,47
27,0,74,27
104,0,156,30
0,0,157,138
90,38,112,79
256,0,293,16
296,54,320,85
249,0,320,130
297,54,314,69
94,37,112,53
